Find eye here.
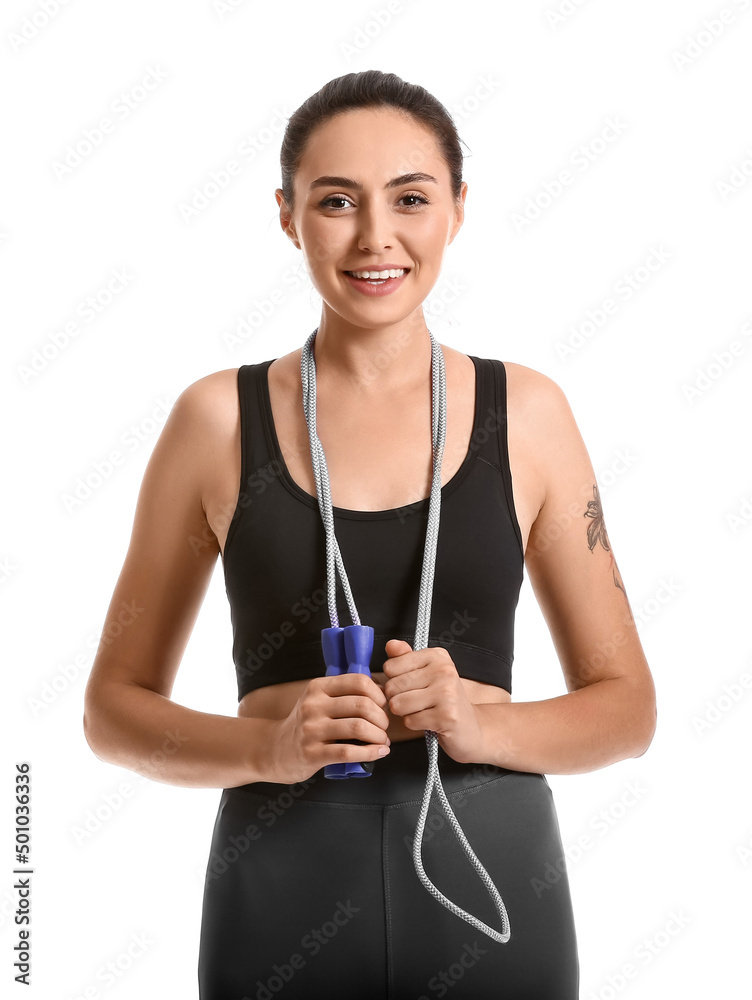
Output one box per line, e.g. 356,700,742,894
400,193,430,209
318,192,430,211
319,194,353,210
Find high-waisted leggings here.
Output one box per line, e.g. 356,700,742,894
198,737,579,999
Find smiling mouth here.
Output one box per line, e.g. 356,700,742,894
344,268,410,284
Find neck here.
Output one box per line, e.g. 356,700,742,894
311,312,434,394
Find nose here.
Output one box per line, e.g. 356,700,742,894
356,199,392,253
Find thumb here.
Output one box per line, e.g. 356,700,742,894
386,638,413,654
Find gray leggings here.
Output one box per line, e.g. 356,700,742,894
198,737,579,999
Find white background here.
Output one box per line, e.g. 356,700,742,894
2,0,751,997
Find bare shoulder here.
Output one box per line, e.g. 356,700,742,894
170,368,244,474
172,368,245,532
501,360,570,417
501,361,581,459
487,359,585,544
174,367,241,429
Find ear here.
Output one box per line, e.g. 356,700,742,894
448,181,467,246
275,188,301,249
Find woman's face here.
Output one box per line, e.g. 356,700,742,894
276,106,466,330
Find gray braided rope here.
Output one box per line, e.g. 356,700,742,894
300,328,511,945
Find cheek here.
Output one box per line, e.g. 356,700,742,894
304,228,346,272
430,215,454,246
412,220,450,265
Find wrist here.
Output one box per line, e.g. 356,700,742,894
239,715,279,783
474,701,513,769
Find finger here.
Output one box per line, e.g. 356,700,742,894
325,673,388,707
322,716,391,746
321,740,391,768
328,695,391,732
388,688,437,720
385,638,412,654
384,666,431,700
383,643,431,676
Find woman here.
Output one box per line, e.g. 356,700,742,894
83,70,656,998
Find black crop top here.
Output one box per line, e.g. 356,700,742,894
222,355,525,701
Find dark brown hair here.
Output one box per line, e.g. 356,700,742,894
279,70,467,212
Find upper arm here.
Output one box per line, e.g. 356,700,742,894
522,372,653,697
84,372,233,711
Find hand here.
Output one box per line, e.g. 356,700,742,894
382,639,486,764
269,674,391,784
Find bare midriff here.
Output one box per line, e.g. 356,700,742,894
237,673,512,743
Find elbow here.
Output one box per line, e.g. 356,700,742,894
633,719,656,759
82,705,103,759
82,686,111,763
631,692,657,759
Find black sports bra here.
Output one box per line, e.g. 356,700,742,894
222,355,524,701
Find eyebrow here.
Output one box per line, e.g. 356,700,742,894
308,171,438,192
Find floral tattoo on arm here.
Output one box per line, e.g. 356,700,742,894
584,485,632,616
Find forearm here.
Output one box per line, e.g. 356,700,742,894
475,677,656,775
83,681,279,789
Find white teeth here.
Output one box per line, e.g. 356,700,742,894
348,268,406,280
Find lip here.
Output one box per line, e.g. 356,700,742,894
342,268,410,297
343,264,410,272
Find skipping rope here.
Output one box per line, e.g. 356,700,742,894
300,327,511,945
